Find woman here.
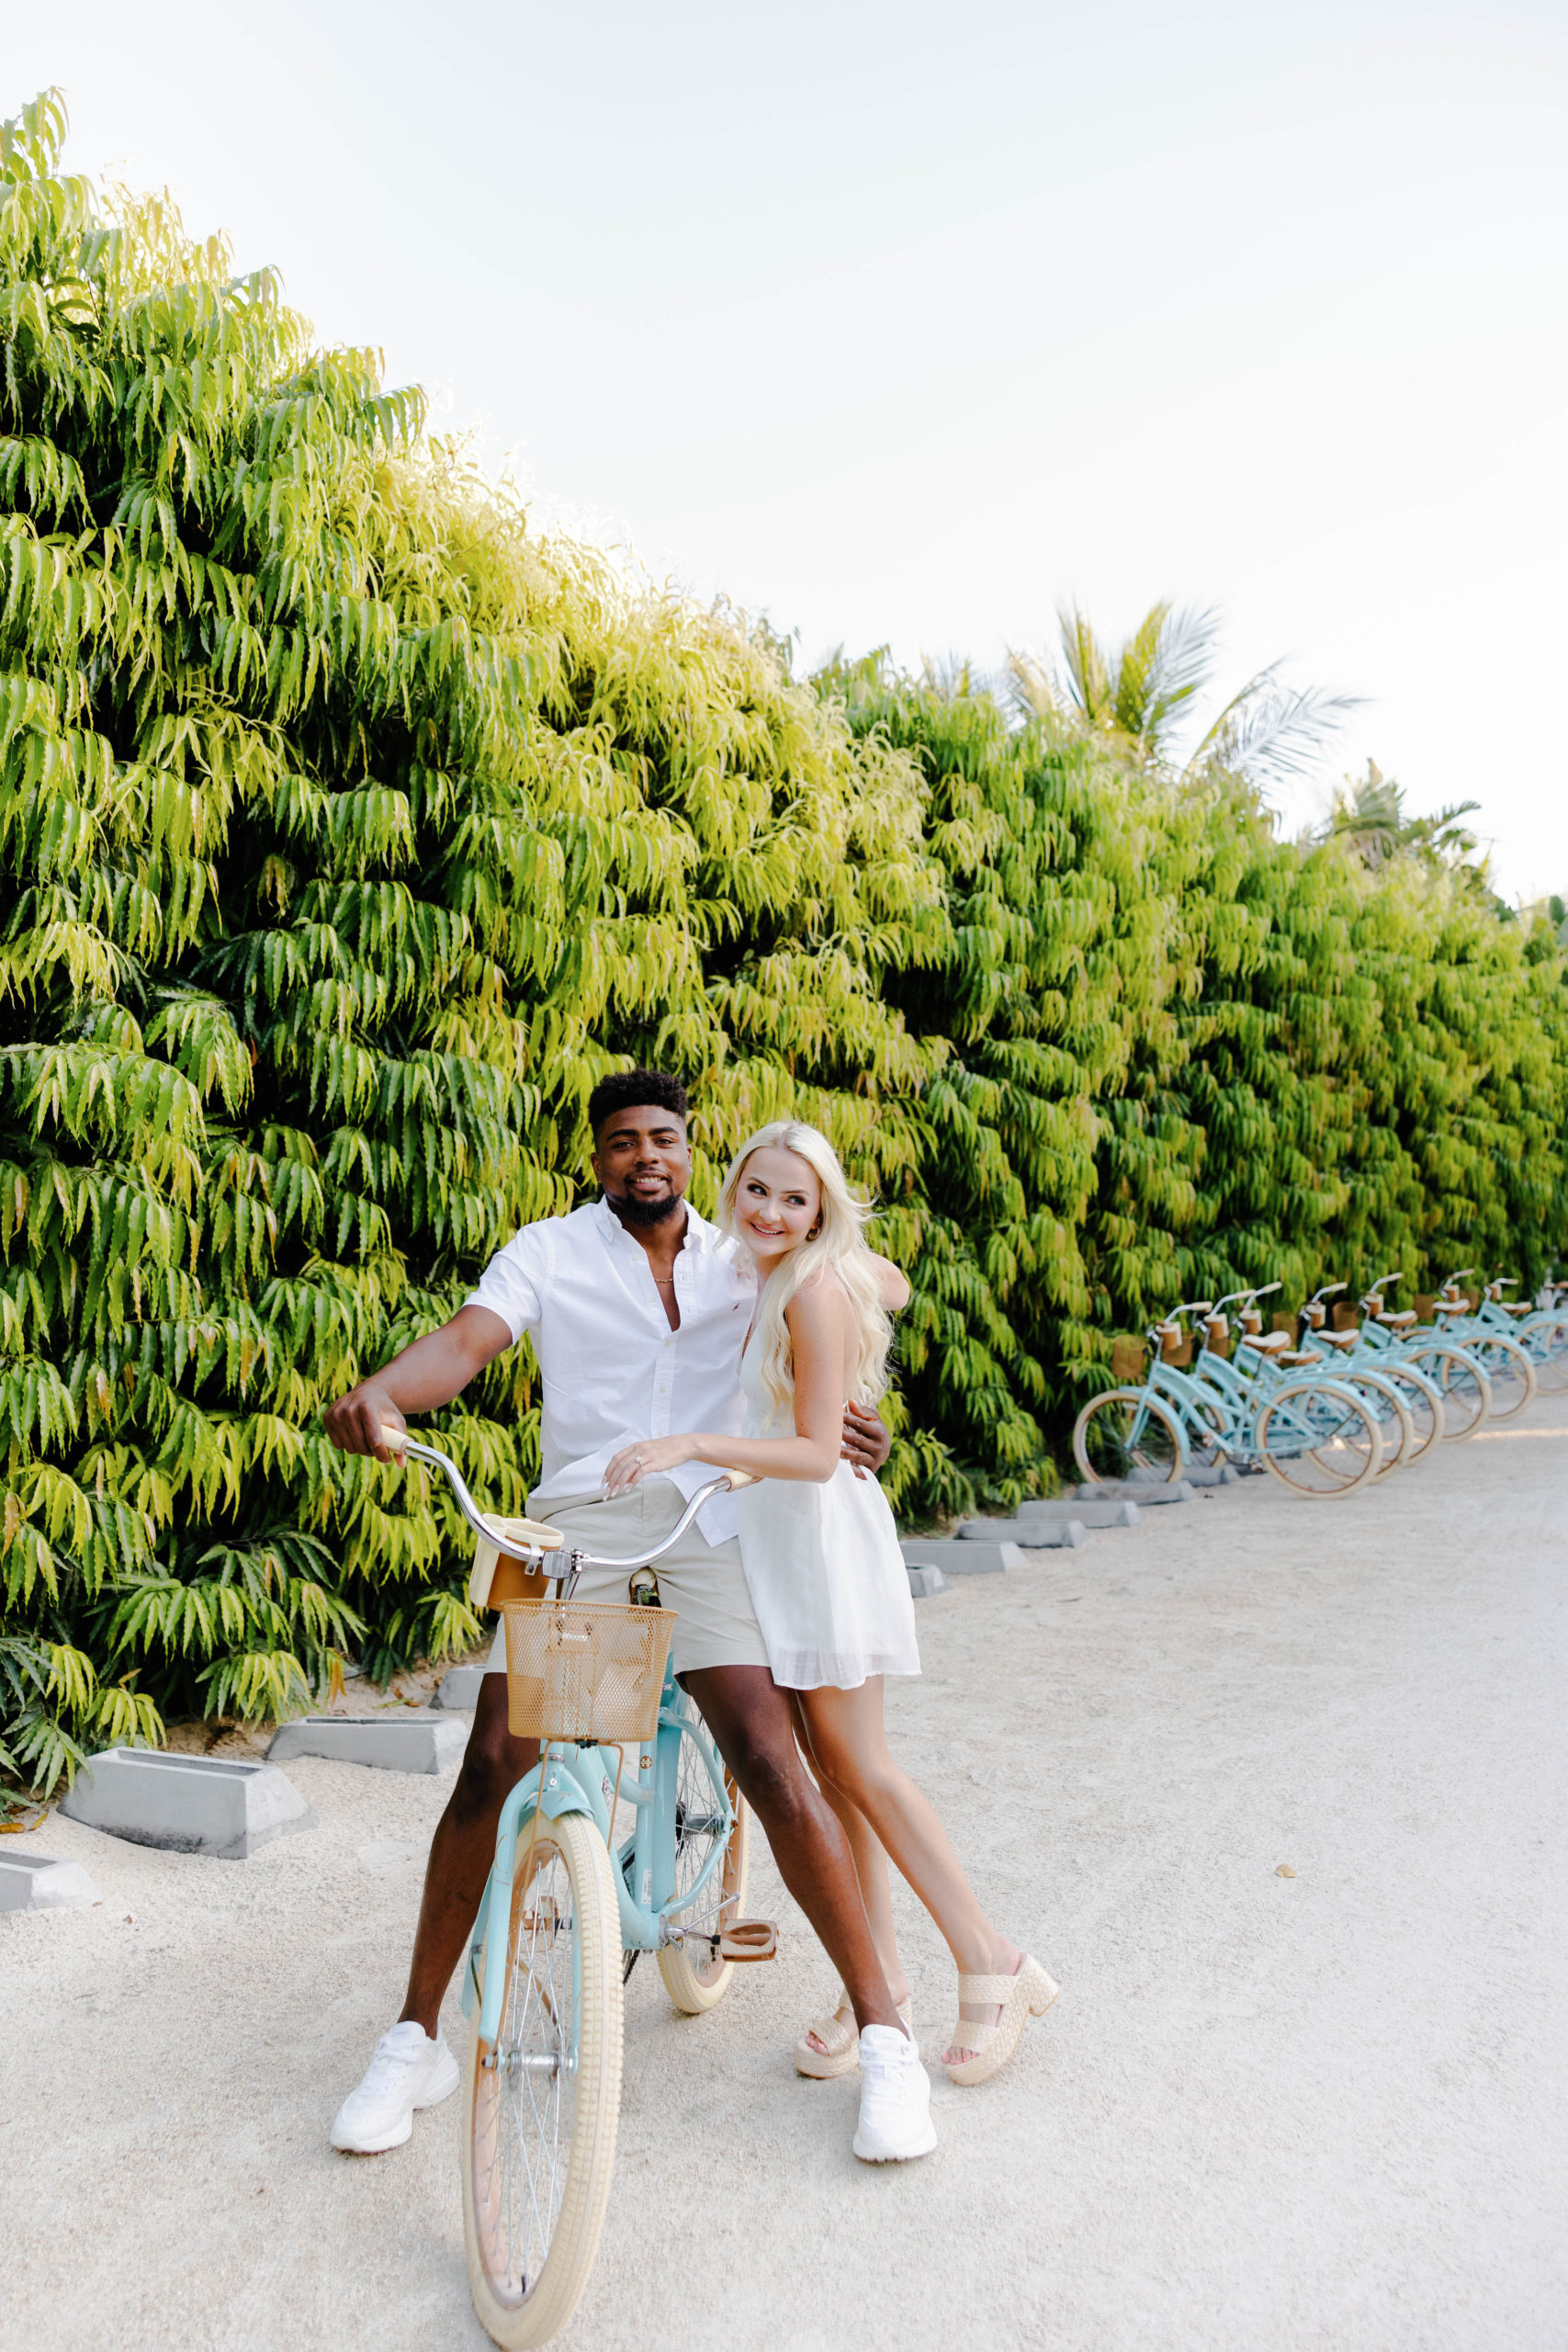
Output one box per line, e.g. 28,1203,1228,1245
604,1119,1057,2087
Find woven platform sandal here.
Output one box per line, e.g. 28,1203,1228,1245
795,1990,914,2079
942,1956,1059,2086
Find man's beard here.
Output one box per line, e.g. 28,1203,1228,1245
611,1185,683,1229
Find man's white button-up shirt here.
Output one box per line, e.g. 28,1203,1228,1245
464,1197,757,1543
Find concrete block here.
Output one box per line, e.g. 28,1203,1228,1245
433,1663,490,1711
1184,1462,1241,1487
907,1564,947,1600
966,1501,1141,1534
60,1747,314,1859
901,1531,1089,1574
901,1540,1021,1576
266,1714,468,1774
0,1852,102,1911
1068,1479,1195,1505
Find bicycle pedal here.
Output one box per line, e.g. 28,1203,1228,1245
718,1918,778,1962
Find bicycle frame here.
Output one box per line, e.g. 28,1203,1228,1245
462,1657,736,2050
436,1461,745,2055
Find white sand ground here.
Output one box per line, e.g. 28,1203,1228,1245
5,1400,1566,2352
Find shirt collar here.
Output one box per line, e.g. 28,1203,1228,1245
590,1194,718,1255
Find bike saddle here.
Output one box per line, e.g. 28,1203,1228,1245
1241,1329,1290,1352
1314,1329,1359,1349
1375,1310,1417,1328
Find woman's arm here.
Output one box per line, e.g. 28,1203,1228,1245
603,1281,851,1494
867,1249,911,1311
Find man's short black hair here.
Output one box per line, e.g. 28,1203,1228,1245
587,1068,690,1137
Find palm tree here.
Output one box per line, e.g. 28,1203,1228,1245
1319,761,1483,876
1008,600,1359,791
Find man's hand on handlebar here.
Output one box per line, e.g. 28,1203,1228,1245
323,1383,406,1462
842,1400,891,1481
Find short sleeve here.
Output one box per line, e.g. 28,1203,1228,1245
464,1224,549,1344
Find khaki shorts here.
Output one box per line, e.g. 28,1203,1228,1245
483,1480,770,1680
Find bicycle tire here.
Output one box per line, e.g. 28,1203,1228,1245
1348,1370,1415,1475
1371,1361,1444,1461
1467,1333,1537,1420
1256,1379,1382,1497
657,1758,750,2015
464,1808,623,2350
1402,1342,1492,1439
1072,1387,1187,1486
1522,1315,1568,1395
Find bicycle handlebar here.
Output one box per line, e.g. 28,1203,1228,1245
378,1422,755,1582
1310,1282,1348,1302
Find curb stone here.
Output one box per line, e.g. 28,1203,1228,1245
60,1748,314,1859
267,1715,468,1774
0,1852,102,1911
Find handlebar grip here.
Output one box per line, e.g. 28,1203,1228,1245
378,1421,408,1451
725,1469,760,1491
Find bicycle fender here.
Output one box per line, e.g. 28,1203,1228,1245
472,1752,616,2043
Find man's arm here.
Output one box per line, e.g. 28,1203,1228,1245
841,1399,892,1479
322,1304,513,1460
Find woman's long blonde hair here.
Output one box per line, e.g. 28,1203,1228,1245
716,1121,893,1415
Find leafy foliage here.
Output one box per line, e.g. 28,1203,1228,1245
3,92,1565,1785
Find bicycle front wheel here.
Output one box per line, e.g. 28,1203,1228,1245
464,1808,624,2350
1073,1387,1188,1486
1256,1379,1382,1497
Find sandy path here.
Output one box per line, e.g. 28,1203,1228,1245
6,1401,1566,2352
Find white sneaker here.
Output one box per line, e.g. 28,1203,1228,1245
331,2021,460,2154
852,2024,938,2163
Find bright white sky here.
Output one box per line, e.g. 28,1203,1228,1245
15,0,1568,893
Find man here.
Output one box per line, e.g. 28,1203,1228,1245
323,1069,935,2163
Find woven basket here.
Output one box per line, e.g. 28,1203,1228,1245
502,1597,677,1743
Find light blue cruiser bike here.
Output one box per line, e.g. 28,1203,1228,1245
1072,1295,1389,1496
384,1424,766,2349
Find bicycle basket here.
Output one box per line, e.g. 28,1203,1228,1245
502,1597,677,1742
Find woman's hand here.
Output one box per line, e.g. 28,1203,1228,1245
603,1432,699,1498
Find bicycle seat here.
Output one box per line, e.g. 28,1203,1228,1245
1314,1329,1358,1350
1277,1350,1317,1366
1240,1329,1290,1353
1434,1299,1468,1315
1501,1302,1531,1317
1375,1310,1417,1329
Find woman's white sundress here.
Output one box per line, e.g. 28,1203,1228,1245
736,1333,920,1691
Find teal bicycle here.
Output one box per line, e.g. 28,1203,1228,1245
1073,1296,1387,1496
384,1426,765,2349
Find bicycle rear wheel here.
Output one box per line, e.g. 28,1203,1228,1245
1349,1371,1415,1475
464,1808,623,2350
1374,1362,1444,1462
1468,1334,1537,1419
1522,1316,1568,1395
1403,1342,1491,1439
1073,1387,1187,1486
657,1710,750,2014
1256,1380,1382,1496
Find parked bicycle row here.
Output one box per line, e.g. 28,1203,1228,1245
1074,1271,1568,1499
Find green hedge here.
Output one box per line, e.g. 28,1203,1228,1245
3,96,1564,1786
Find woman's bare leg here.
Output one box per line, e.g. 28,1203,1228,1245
797,1678,1023,2066
790,1698,908,2052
